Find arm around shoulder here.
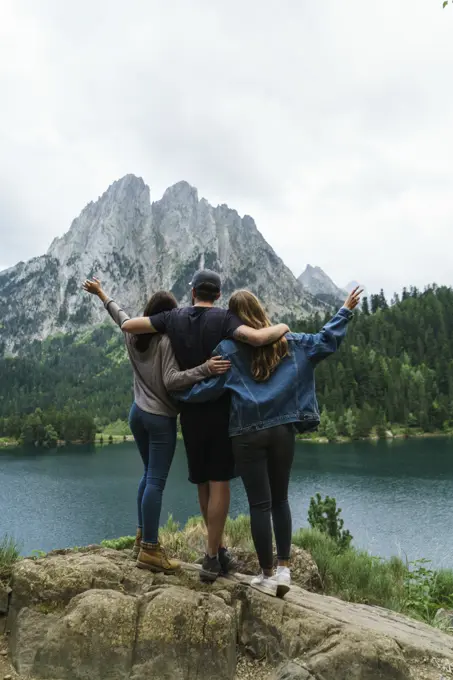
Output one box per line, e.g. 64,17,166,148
233,323,289,347
121,317,156,334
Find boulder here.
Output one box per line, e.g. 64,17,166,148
10,550,127,609
6,547,453,680
236,572,453,680
32,590,137,680
132,586,236,680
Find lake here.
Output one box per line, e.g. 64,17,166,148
1,437,452,567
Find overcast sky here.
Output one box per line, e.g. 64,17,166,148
1,0,452,295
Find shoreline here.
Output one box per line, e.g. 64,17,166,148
1,429,451,451
296,430,453,444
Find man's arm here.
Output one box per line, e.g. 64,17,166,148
121,317,157,334
122,309,170,335
233,323,289,347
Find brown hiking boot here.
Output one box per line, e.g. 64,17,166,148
132,528,142,559
136,542,180,574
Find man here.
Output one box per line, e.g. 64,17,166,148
122,270,289,582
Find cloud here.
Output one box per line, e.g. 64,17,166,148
0,0,452,296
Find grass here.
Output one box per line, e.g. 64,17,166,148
293,528,407,610
101,514,253,563
0,437,18,448
0,508,441,633
0,534,21,581
293,528,453,625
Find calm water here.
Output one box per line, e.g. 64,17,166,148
1,438,453,567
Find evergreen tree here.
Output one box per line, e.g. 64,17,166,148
378,289,388,310
2,284,453,443
371,294,380,314
325,417,338,442
344,408,356,438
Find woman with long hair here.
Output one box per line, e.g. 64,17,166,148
175,287,361,596
83,278,230,574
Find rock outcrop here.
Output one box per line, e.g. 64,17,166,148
2,547,453,680
0,175,325,354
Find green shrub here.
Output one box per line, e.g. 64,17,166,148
431,566,453,605
403,559,453,623
308,494,353,550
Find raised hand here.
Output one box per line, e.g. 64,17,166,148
83,277,103,296
343,286,363,311
207,356,231,375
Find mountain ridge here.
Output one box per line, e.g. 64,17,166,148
0,175,325,354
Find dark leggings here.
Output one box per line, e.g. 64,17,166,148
232,424,295,571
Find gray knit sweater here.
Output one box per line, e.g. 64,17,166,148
104,298,211,417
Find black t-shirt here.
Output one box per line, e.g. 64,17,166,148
149,306,243,370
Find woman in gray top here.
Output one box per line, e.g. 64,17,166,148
83,278,230,574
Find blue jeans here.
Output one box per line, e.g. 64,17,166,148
129,403,177,544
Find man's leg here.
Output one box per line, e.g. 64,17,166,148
197,482,209,527
206,481,230,556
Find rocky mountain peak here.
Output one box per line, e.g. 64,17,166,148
298,265,347,302
160,181,199,207
0,176,326,353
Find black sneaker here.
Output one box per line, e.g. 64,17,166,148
218,547,238,575
200,554,222,583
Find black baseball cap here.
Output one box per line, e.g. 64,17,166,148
190,269,221,292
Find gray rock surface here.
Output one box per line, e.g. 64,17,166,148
269,661,314,679
5,548,453,680
0,583,10,614
0,175,325,353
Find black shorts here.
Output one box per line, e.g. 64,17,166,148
180,396,235,485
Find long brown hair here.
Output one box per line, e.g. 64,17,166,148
133,291,178,352
229,290,289,382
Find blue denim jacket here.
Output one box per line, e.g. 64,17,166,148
174,307,353,437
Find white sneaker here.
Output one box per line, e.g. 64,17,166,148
276,566,291,597
250,573,278,597
276,566,291,586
